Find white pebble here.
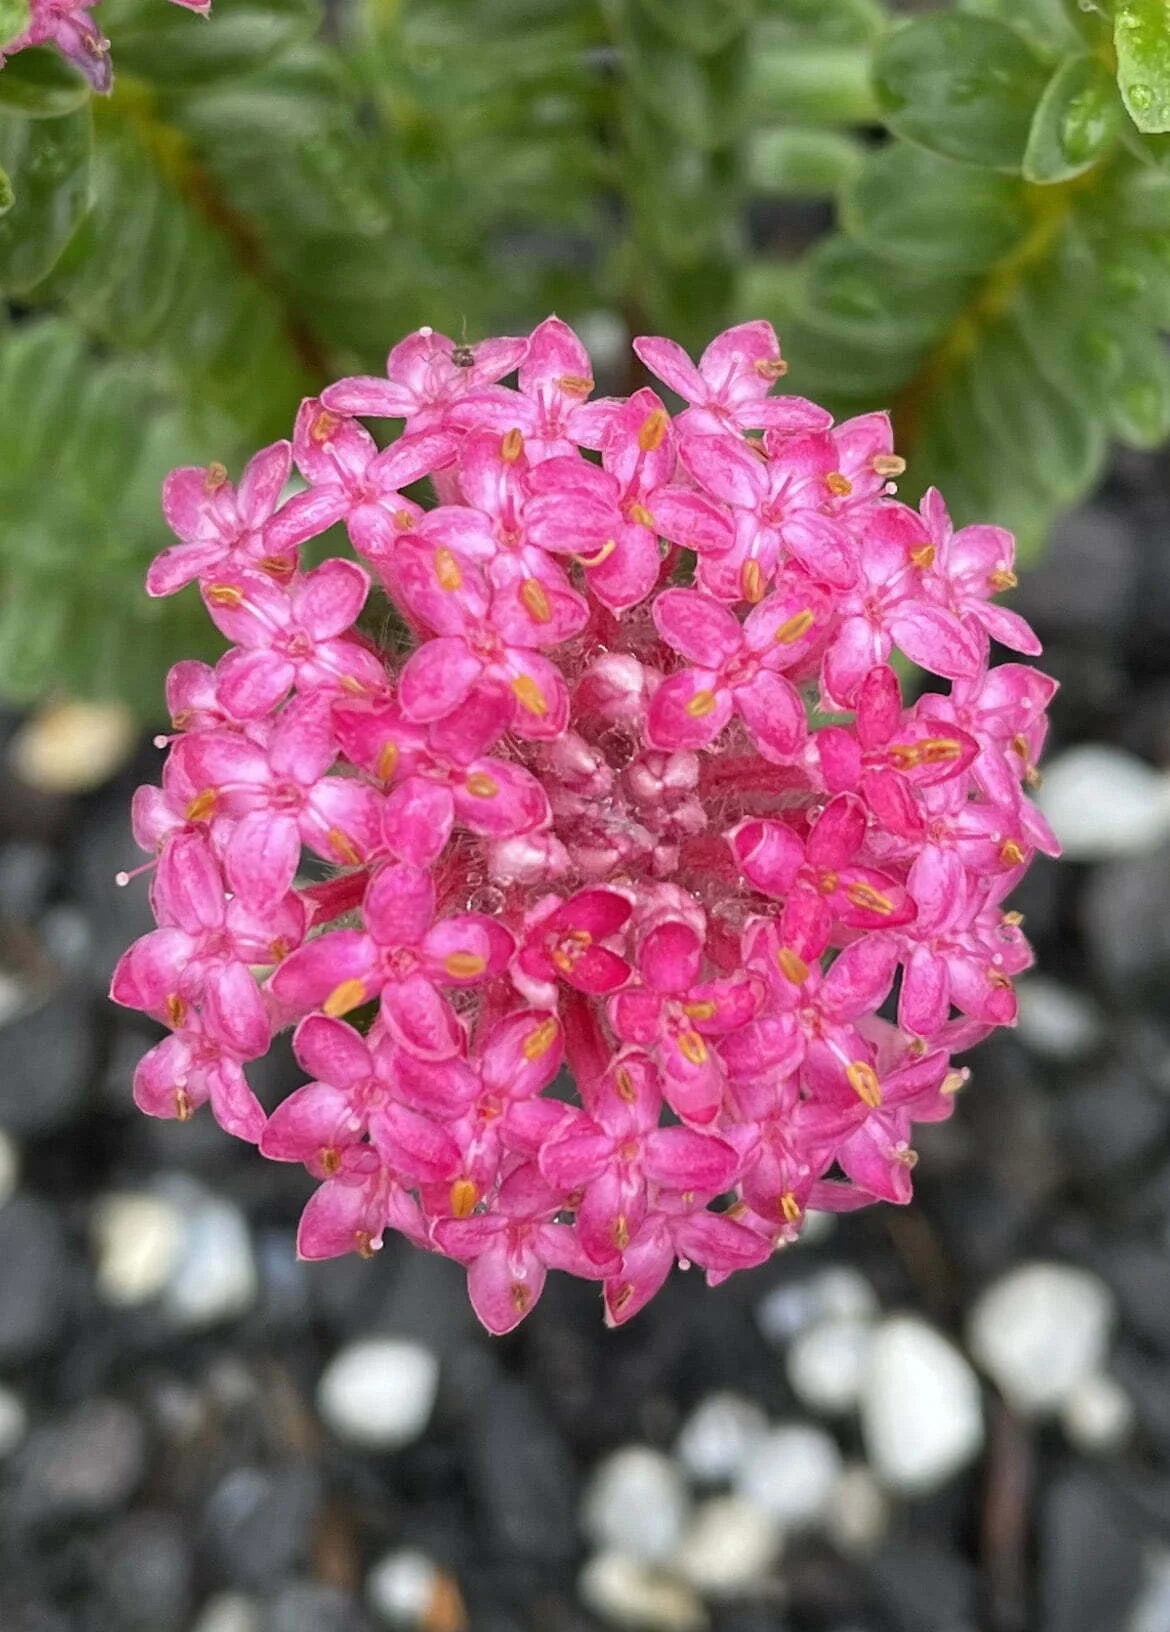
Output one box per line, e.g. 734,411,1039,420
0,1385,28,1458
675,1393,768,1485
825,1463,890,1558
1036,745,1170,860
734,1424,843,1529
161,1187,257,1329
92,1191,185,1306
672,1495,781,1597
317,1338,440,1450
0,1130,19,1210
366,1548,466,1629
1015,977,1105,1061
582,1446,691,1563
756,1266,878,1346
787,1317,873,1416
860,1317,984,1496
1060,1371,1134,1455
578,1552,707,1632
1131,1549,1170,1632
9,700,137,794
967,1262,1115,1417
190,1594,262,1632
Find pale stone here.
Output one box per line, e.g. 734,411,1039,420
1036,745,1170,860
317,1338,439,1449
675,1393,768,1485
190,1594,262,1632
1061,1371,1135,1455
968,1262,1115,1416
1015,976,1105,1061
10,700,137,794
825,1463,890,1557
672,1495,782,1597
582,1446,691,1563
578,1552,707,1632
92,1191,185,1306
787,1317,873,1416
734,1424,843,1528
161,1185,257,1329
860,1317,984,1495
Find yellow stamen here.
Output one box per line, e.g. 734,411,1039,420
444,951,487,979
559,373,594,398
174,1087,193,1122
613,1215,630,1250
310,408,341,444
846,1061,882,1108
779,1191,801,1223
817,870,839,895
354,1230,377,1259
628,503,655,528
742,560,765,604
520,578,552,624
323,978,367,1018
988,568,1018,591
550,948,574,974
576,538,618,568
523,1017,559,1060
434,547,463,591
775,946,810,984
685,688,718,719
871,453,906,478
185,788,217,822
339,676,372,697
376,741,399,783
942,1070,967,1096
203,461,228,493
910,542,936,569
320,1146,341,1177
500,428,524,463
465,770,499,799
205,583,244,608
269,938,290,963
1002,909,1024,927
825,472,853,498
165,993,186,1028
844,880,894,915
753,356,788,381
999,839,1026,867
615,1066,637,1102
450,1178,478,1218
774,608,814,644
611,1282,635,1313
638,408,669,451
510,1281,533,1313
682,999,718,1021
677,1029,708,1066
512,674,548,716
393,509,416,530
328,828,362,866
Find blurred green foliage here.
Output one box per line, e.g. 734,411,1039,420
1,0,1169,712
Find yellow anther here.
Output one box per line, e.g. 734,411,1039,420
871,453,906,478
774,608,814,644
501,427,524,463
444,951,487,979
328,828,362,866
510,1281,533,1312
999,839,1026,867
988,568,1018,591
434,547,463,590
205,583,244,608
559,373,594,398
613,1214,630,1250
466,770,499,799
450,1178,478,1218
185,788,217,822
1001,909,1024,927
753,356,788,381
354,1230,377,1259
320,1146,341,1177
576,538,618,568
638,408,669,451
174,1087,193,1122
942,1069,967,1096
523,1017,559,1060
775,946,810,985
825,471,853,498
310,408,341,444
628,503,655,528
846,1061,882,1108
844,880,895,915
742,560,765,604
323,979,368,1018
615,1066,637,1102
779,1191,801,1223
816,870,839,894
682,999,718,1021
685,688,718,719
520,578,552,624
910,542,936,569
550,948,574,974
393,509,416,530
166,993,186,1028
677,1029,709,1066
512,674,548,716
376,741,399,783
203,461,228,493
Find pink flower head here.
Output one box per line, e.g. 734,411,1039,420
119,318,1058,1332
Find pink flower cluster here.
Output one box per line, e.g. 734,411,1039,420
0,0,206,93
112,318,1059,1332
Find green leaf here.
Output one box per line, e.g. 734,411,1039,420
0,163,11,214
801,236,972,348
608,0,750,149
1114,1,1170,132
959,0,1095,59
0,0,29,46
755,0,887,46
748,40,881,125
874,14,1050,170
0,104,92,293
0,46,90,117
0,319,223,713
842,142,1031,272
98,0,319,87
1023,52,1125,181
636,0,755,54
748,127,864,196
1103,323,1170,443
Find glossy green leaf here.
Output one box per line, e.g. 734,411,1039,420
1024,52,1125,181
1115,0,1170,132
0,104,91,293
1103,324,1170,444
609,1,749,149
99,0,319,86
756,0,887,46
636,0,755,54
959,0,1095,59
874,15,1050,170
842,142,1031,272
0,46,90,116
748,40,880,125
801,237,973,348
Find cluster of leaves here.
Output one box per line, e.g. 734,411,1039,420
0,0,1169,712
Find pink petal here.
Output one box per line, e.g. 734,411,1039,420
292,1014,372,1093
364,862,435,948
265,487,350,554
215,648,294,720
728,818,803,896
888,604,983,679
679,433,766,509
383,779,455,868
639,919,703,994
780,512,856,588
399,638,481,722
643,1127,738,1192
297,558,370,640
650,488,736,555
269,930,377,1016
807,793,866,868
381,974,463,1059
646,670,733,752
466,1242,548,1334
225,811,301,908
206,1057,267,1143
238,441,292,527
652,588,742,667
632,335,706,403
260,1082,358,1164
370,1103,460,1182
735,670,806,761
203,960,270,1058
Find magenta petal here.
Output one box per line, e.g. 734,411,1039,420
226,811,301,908
297,558,370,640
364,862,436,949
643,1127,738,1192
399,638,480,722
736,671,805,762
216,648,294,719
369,1103,459,1183
653,588,742,667
889,604,982,679
807,793,867,869
646,671,733,752
203,961,270,1058
268,930,376,1016
292,1014,372,1093
728,818,803,896
466,1243,548,1335
206,1058,267,1144
383,779,455,868
238,441,292,527
639,919,703,994
382,973,463,1059
260,1083,358,1164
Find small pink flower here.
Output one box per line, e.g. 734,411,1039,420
148,444,295,597
634,321,832,438
516,887,634,997
322,328,528,433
